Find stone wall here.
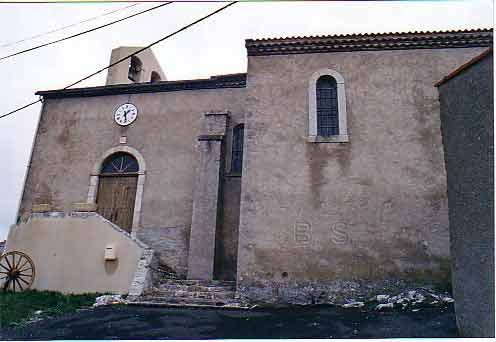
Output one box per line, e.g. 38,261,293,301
237,47,487,302
18,86,246,277
136,225,190,278
438,51,494,337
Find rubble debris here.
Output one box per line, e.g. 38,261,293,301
93,295,125,307
375,303,394,310
357,288,454,311
372,295,389,303
342,301,365,308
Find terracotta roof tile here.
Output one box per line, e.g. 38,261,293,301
246,28,493,56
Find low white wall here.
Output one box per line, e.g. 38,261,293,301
5,212,149,294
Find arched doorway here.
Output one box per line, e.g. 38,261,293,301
96,152,139,232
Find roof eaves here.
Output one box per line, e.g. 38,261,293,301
435,48,492,87
245,28,493,56
36,73,247,99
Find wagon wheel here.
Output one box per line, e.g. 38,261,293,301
0,251,35,293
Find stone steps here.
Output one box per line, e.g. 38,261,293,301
159,279,236,287
138,295,237,306
151,289,235,300
133,279,240,308
156,284,236,292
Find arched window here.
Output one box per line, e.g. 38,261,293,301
316,75,339,136
150,71,161,83
231,124,244,174
308,69,348,142
101,152,139,174
128,56,143,82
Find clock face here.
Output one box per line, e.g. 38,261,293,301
114,103,138,126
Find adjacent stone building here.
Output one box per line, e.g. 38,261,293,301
436,48,494,337
10,29,493,303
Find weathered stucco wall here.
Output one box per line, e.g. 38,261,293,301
237,47,487,303
438,52,494,337
18,87,245,275
5,212,146,294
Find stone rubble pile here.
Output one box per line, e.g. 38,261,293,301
93,294,125,307
341,288,454,311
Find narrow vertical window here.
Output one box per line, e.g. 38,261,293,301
316,75,339,136
231,124,244,174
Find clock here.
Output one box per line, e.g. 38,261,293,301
114,103,138,126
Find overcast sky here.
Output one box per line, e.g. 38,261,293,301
0,0,493,240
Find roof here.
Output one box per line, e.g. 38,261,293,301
37,28,492,99
36,73,247,99
245,28,493,56
435,48,493,87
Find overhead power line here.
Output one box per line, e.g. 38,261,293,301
0,2,172,62
0,1,237,120
0,3,140,49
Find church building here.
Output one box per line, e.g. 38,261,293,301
6,28,492,305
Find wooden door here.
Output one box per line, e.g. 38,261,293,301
96,175,138,232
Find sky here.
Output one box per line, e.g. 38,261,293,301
0,0,493,240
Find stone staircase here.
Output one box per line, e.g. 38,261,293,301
131,279,244,308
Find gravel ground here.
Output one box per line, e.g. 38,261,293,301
0,304,458,340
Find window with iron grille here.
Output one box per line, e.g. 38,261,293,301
231,124,244,174
316,75,339,136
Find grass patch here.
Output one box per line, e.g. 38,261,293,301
0,290,99,328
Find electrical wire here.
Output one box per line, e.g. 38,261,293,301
0,2,172,62
0,1,237,120
0,3,140,49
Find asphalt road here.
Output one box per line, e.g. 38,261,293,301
1,304,458,340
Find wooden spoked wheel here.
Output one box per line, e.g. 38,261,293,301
0,251,36,293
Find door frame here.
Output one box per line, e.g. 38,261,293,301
87,146,146,234
96,173,139,233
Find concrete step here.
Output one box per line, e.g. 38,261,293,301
137,295,237,307
128,300,248,310
156,284,236,292
149,289,235,300
158,279,236,287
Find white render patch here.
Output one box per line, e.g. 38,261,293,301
25,211,154,297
